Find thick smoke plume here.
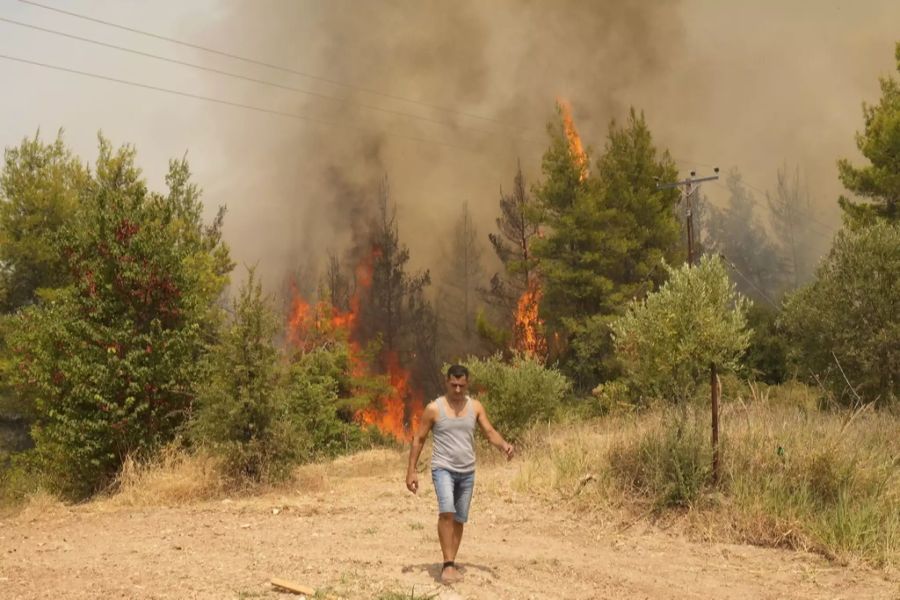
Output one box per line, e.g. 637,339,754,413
196,0,898,294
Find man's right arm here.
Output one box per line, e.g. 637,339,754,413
406,402,436,494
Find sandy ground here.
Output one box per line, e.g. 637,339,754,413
1,450,897,600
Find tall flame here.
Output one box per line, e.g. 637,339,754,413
287,246,421,442
513,279,547,359
557,98,589,182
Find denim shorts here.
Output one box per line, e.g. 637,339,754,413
431,468,475,523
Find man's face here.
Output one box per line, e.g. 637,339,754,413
446,375,468,400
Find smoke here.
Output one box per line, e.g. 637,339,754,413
193,0,898,295
200,0,685,292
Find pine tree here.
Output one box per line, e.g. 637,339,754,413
703,170,783,300
485,161,541,310
192,267,290,482
477,161,543,354
767,165,820,290
437,201,485,358
533,107,682,388
837,42,900,226
359,178,441,395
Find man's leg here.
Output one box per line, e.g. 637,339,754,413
437,513,461,582
451,520,464,558
447,471,474,579
437,512,457,561
432,469,462,583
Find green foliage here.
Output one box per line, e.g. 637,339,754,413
561,314,621,391
474,308,510,356
462,353,571,440
0,450,42,508
608,408,711,508
0,314,31,420
533,107,682,388
192,269,296,483
742,304,789,384
837,42,900,226
286,346,373,458
0,130,90,311
194,270,384,484
780,222,899,406
611,255,752,404
7,136,232,499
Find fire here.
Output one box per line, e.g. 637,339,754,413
357,351,424,441
557,98,589,181
513,280,547,359
286,246,421,442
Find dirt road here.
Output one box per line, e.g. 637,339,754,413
1,450,897,599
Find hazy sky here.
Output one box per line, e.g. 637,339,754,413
1,0,897,293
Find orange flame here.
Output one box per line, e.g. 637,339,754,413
557,98,589,182
287,246,421,442
513,280,547,359
357,351,423,442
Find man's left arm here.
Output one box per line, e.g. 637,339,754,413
474,401,514,460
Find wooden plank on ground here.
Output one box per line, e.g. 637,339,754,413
271,577,315,595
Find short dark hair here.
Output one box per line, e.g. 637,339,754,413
446,364,469,380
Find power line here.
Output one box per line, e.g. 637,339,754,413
17,0,526,132
0,53,472,151
719,253,780,309
0,15,509,141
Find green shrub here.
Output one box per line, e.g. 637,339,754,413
608,407,711,508
590,379,634,415
780,222,899,407
286,346,371,459
742,304,789,384
612,255,751,404
8,139,231,499
462,353,571,440
192,269,304,484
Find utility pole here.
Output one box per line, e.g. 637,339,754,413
657,169,720,265
657,168,722,484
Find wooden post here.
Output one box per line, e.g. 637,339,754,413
711,362,720,484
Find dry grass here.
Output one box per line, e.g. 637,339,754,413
104,445,226,507
105,445,408,508
10,488,70,522
513,382,900,568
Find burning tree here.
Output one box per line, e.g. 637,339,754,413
480,160,545,357
286,177,438,441
358,178,440,423
534,104,682,389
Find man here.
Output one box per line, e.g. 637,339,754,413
406,364,515,584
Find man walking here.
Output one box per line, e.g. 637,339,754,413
406,364,515,584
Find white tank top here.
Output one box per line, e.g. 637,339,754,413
430,396,477,473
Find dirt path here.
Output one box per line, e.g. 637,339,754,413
1,450,897,599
